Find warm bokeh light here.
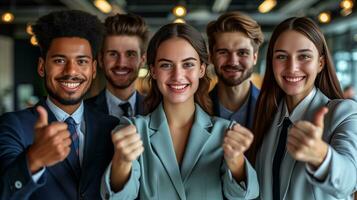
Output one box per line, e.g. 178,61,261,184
138,68,148,78
1,12,14,23
94,0,112,14
258,0,277,13
30,36,38,46
318,12,331,23
340,0,354,10
341,8,353,16
173,18,186,24
173,5,187,17
26,24,33,35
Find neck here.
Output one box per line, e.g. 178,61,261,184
49,96,81,115
107,83,136,101
163,99,195,129
217,79,251,111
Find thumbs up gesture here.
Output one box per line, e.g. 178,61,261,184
287,107,329,168
27,106,72,173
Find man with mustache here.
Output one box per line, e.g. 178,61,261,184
86,13,149,118
207,11,264,129
0,10,118,199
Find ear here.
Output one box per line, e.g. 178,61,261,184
92,60,97,79
150,64,157,79
199,63,206,78
253,51,258,65
318,55,325,73
140,53,147,68
37,57,45,77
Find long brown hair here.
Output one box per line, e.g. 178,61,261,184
144,23,212,115
247,17,343,163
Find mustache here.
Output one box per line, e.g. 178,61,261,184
222,65,245,71
56,75,85,82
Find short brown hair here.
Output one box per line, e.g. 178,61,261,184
206,11,264,54
104,13,149,55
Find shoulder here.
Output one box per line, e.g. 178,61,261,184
251,83,260,98
0,107,36,125
325,99,357,122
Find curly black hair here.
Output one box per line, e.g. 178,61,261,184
32,10,104,58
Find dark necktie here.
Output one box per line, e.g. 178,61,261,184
119,102,132,117
65,117,81,174
272,117,292,200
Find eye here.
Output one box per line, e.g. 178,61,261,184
127,51,138,58
275,54,287,60
298,54,312,60
183,62,195,68
159,63,172,69
217,50,228,55
237,50,250,57
77,59,90,65
107,51,118,57
53,58,66,64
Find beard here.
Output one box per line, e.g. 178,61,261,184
215,65,254,87
44,74,88,105
105,67,139,89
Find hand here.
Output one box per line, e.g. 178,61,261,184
111,125,144,164
223,123,253,181
110,124,144,191
27,106,72,173
287,107,329,168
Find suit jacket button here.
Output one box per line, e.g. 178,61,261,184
14,181,22,189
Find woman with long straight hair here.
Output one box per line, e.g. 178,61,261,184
249,17,357,200
101,23,259,200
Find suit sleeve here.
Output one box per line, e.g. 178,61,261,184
306,100,357,198
101,160,141,200
222,156,259,200
0,113,46,200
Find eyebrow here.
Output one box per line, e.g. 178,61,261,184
157,57,198,62
50,54,92,59
274,49,313,53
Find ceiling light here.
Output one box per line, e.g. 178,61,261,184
258,0,277,13
173,5,187,17
174,18,186,23
340,0,354,10
1,12,14,23
318,12,331,23
94,0,112,14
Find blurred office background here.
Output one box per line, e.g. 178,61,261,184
1,0,357,113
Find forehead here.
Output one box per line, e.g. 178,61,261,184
47,37,92,57
274,30,318,53
103,35,141,51
156,37,199,61
213,32,253,50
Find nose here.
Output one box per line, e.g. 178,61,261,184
287,57,299,72
64,60,78,75
116,54,127,67
227,52,239,66
172,65,184,80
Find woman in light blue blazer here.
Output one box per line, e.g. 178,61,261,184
101,23,259,199
248,17,357,200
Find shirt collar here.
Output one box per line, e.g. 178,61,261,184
278,87,317,126
46,97,84,125
105,89,136,111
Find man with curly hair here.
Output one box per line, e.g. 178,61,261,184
0,10,118,199
86,13,149,118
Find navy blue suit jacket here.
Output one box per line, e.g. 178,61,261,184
85,90,145,116
0,99,118,200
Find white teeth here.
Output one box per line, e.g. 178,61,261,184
285,76,304,82
113,69,130,75
61,82,80,88
170,85,187,90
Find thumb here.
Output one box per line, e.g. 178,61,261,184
313,106,328,129
35,106,48,129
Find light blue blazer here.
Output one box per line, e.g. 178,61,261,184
256,89,357,200
102,103,259,200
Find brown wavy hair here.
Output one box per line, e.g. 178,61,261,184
247,17,343,163
144,23,212,115
206,11,264,55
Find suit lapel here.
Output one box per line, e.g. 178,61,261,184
181,105,212,183
135,92,145,115
149,104,186,200
94,90,109,114
280,89,329,199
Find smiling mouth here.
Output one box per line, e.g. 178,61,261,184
168,84,190,91
112,68,131,75
283,76,305,83
60,82,81,89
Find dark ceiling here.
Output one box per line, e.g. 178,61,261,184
1,0,357,38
